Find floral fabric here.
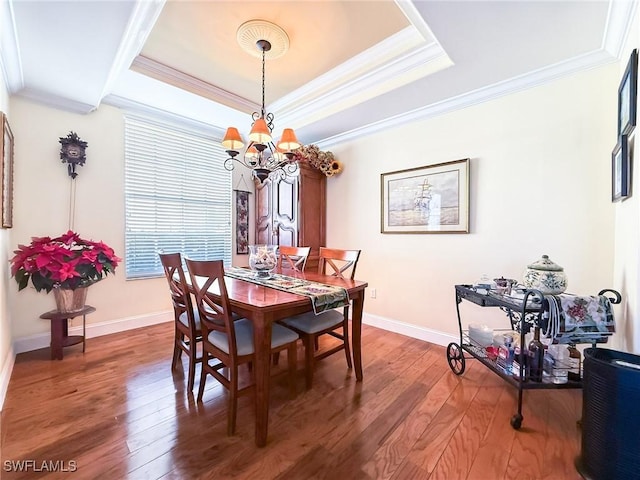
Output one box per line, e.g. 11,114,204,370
224,267,349,314
543,294,615,344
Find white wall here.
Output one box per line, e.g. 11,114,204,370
8,98,172,342
611,7,640,354
7,97,253,350
0,44,14,409
327,63,623,348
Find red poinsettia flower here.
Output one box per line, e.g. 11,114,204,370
57,261,81,282
9,230,121,293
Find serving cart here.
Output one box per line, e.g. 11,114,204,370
446,285,621,429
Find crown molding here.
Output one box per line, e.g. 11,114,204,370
602,0,638,58
0,0,24,93
271,27,425,113
77,0,633,154
272,27,452,128
278,41,451,129
268,2,446,126
98,0,166,102
104,93,226,140
317,48,616,149
17,87,96,114
315,0,634,148
131,55,260,113
394,0,441,43
128,25,449,132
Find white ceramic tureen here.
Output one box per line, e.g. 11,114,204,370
522,254,567,295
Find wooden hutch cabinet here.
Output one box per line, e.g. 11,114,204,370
255,162,326,270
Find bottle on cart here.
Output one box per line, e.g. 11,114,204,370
512,343,528,381
567,343,582,381
528,326,545,382
498,334,515,373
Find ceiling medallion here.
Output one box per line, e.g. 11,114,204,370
236,20,290,60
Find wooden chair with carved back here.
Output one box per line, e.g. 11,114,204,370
185,258,299,435
159,252,202,392
280,247,361,389
278,245,311,273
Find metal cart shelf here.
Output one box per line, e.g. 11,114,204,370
446,285,621,429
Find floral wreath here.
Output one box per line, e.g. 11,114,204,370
293,145,343,177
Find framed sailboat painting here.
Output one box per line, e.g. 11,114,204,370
380,158,470,234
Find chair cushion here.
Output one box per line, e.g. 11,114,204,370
178,308,201,330
271,323,300,348
209,319,254,355
208,319,299,356
282,309,344,334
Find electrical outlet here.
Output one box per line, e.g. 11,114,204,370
371,288,377,299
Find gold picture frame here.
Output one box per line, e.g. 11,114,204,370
381,158,470,234
1,113,14,228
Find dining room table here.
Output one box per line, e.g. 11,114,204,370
202,266,368,447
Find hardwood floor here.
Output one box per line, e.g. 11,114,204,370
1,322,584,479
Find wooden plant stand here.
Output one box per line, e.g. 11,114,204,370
39,305,95,360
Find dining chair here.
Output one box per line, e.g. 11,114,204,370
280,247,361,389
185,258,300,435
278,245,311,272
159,252,202,392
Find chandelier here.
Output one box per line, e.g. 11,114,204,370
222,22,301,184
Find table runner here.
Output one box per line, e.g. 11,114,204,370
225,267,349,314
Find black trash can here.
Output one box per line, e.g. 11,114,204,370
576,348,640,480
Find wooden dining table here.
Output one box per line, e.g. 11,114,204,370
212,268,368,447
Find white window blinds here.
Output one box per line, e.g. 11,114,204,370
124,115,232,279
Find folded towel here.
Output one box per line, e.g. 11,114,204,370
543,294,615,344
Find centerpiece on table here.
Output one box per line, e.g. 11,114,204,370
248,244,278,279
10,230,121,312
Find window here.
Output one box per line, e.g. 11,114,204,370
124,114,232,279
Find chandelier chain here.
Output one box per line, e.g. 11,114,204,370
261,48,266,119
221,29,301,184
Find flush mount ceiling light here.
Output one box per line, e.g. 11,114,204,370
222,20,301,184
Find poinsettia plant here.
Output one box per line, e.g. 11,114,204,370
10,230,121,293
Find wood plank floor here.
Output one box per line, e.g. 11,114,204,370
1,322,584,479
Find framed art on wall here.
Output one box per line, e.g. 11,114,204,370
612,134,630,202
618,49,638,137
235,189,250,254
1,113,14,228
381,158,470,234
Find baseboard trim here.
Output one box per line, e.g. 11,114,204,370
0,344,15,411
362,312,456,347
12,310,173,355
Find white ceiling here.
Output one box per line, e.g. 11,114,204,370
0,1,635,147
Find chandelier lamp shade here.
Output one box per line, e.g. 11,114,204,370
222,27,301,184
